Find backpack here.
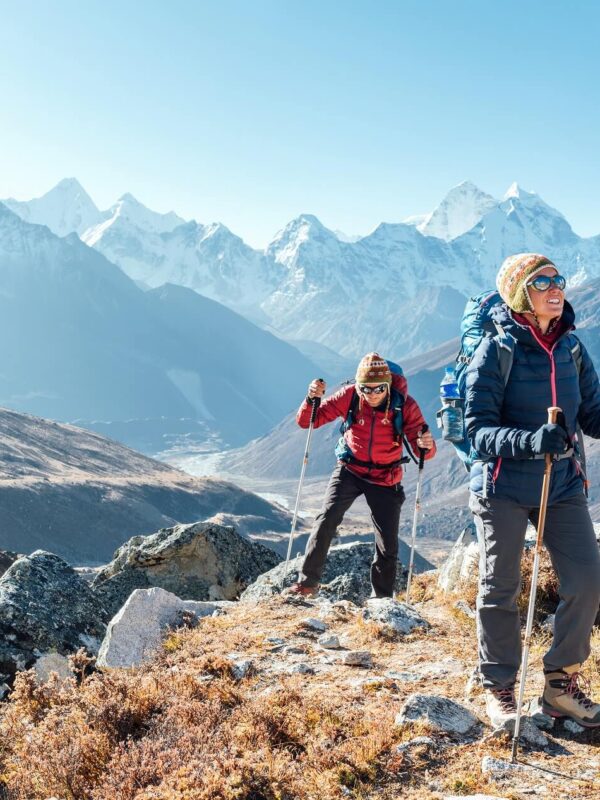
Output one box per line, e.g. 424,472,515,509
334,360,412,469
441,291,585,473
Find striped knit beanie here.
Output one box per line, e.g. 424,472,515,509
355,353,392,385
496,253,555,313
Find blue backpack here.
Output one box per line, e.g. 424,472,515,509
444,290,584,472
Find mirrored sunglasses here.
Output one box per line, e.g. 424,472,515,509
358,384,388,395
527,274,566,292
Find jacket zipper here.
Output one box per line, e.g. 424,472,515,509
367,409,375,471
492,457,503,487
528,327,558,406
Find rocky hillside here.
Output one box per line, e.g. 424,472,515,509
1,574,598,799
0,407,292,564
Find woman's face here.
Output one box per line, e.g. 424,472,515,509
526,265,565,321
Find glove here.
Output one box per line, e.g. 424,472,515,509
530,423,569,455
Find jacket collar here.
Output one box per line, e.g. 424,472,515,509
490,300,576,345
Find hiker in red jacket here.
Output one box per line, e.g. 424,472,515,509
287,352,435,598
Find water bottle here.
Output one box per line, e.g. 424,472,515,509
439,367,464,442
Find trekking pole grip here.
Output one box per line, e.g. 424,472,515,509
418,423,429,469
546,405,562,468
309,379,324,423
547,406,561,425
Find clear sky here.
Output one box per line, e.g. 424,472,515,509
1,0,599,247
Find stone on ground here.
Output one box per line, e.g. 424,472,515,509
92,522,280,616
34,652,73,684
438,522,478,593
97,586,232,668
363,597,429,635
396,693,479,735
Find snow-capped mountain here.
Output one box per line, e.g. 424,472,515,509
3,178,102,237
417,180,497,240
7,178,600,363
83,192,185,244
0,202,319,449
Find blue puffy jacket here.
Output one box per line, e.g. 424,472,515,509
465,301,600,506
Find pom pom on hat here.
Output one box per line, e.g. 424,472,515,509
496,253,555,313
355,352,392,385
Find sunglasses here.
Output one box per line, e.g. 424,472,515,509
358,384,388,395
527,274,566,292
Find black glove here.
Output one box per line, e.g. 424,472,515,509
530,423,569,455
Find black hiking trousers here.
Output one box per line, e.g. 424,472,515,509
298,464,405,597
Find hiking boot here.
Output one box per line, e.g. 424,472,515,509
485,686,517,728
283,582,319,598
542,664,600,728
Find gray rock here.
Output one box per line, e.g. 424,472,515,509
240,541,433,606
385,670,422,683
92,522,280,617
396,694,479,735
318,634,341,649
396,735,437,753
527,697,555,730
228,657,254,680
0,551,110,684
489,717,548,748
97,586,230,668
454,599,476,618
481,756,527,776
34,652,73,684
341,650,373,667
444,795,510,800
438,522,478,593
564,719,586,734
301,617,327,633
286,662,315,675
363,598,429,635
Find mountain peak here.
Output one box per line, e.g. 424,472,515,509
1,178,101,237
418,181,497,241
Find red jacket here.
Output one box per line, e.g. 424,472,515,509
296,382,436,487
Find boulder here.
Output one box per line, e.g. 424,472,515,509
0,551,109,685
395,693,479,735
97,586,234,668
240,541,431,605
92,522,281,617
438,522,478,593
363,598,429,635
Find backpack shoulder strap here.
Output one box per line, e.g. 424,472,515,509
339,389,360,435
569,334,583,375
390,387,405,440
492,324,516,386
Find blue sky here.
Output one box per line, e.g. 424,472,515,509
1,0,599,247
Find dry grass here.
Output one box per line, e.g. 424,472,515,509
0,591,599,799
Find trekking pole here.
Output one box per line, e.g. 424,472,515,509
511,406,561,763
405,424,428,603
280,385,323,589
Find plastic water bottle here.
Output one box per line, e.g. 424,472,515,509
439,367,463,442
440,366,460,399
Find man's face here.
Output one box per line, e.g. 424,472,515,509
358,383,389,407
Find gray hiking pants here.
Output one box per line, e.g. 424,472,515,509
470,492,600,689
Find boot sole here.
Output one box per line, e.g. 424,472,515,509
541,703,600,728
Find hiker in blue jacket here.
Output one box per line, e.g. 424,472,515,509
465,252,600,729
